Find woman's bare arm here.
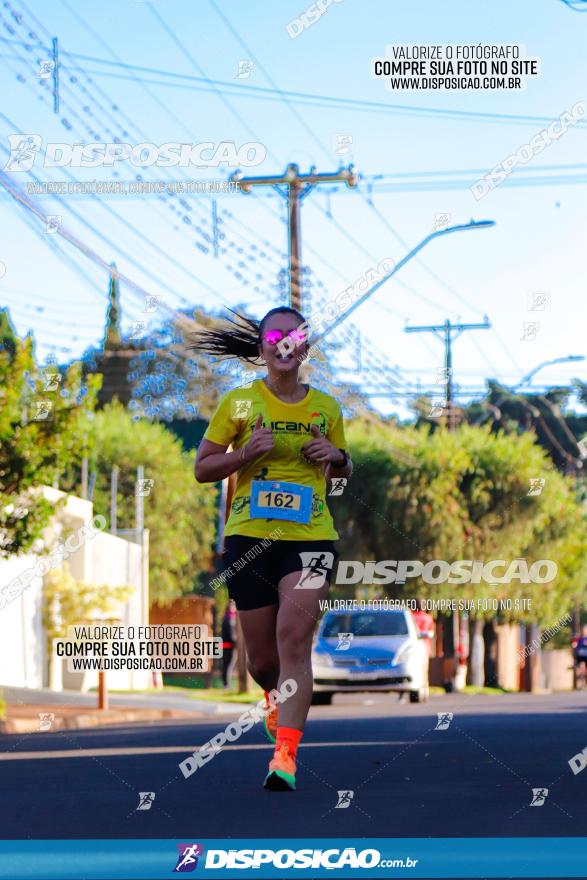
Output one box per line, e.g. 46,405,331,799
195,439,244,483
195,417,275,483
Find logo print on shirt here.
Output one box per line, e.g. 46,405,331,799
257,412,326,435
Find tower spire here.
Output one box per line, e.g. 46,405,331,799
104,262,121,348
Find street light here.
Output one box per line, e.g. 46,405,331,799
311,219,496,345
474,354,586,428
512,355,585,391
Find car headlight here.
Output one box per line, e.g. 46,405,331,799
312,651,333,667
395,644,416,664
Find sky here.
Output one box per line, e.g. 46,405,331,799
0,0,586,416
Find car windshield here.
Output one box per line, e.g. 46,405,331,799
322,612,409,638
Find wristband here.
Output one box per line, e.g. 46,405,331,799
335,448,348,468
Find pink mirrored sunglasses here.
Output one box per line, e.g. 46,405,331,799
261,328,307,346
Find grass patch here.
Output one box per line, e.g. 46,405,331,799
185,687,264,704
460,685,513,695
162,674,211,690
94,684,263,704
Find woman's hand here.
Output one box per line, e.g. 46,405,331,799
301,424,344,465
241,414,274,463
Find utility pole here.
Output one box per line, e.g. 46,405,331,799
80,457,88,500
231,163,358,310
52,37,59,114
211,199,219,258
404,317,490,691
136,464,144,547
110,465,119,534
405,318,491,429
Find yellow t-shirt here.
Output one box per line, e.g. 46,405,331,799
203,380,346,541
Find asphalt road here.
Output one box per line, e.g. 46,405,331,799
1,691,586,841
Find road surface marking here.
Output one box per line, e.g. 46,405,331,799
0,740,418,761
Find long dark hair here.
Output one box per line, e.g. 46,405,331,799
189,306,306,363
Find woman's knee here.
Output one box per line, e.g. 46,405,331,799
247,653,279,681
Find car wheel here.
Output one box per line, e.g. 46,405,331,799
311,692,333,705
409,686,429,703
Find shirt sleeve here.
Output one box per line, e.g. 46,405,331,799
203,391,240,447
327,404,347,450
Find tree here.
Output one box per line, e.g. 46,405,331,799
332,418,587,628
83,305,232,421
0,314,100,556
42,563,132,684
462,380,587,474
0,307,18,358
63,402,218,606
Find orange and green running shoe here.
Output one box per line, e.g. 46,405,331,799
264,742,296,791
263,701,278,744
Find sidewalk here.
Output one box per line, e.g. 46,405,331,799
0,685,248,733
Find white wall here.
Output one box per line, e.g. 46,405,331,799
539,649,574,692
0,490,149,692
61,527,149,692
0,554,45,688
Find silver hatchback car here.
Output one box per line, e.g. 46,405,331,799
312,607,430,704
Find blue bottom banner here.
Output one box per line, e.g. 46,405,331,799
0,838,586,880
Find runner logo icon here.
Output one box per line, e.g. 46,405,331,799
174,843,204,872
435,712,453,731
335,790,354,808
295,551,334,589
136,792,155,811
4,134,42,171
529,788,548,807
336,632,354,651
328,477,347,496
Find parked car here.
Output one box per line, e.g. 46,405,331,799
311,607,430,704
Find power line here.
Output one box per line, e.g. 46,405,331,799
5,2,287,297
1,301,103,330
14,44,584,131
53,0,289,282
0,25,225,299
0,71,279,308
0,16,336,364
206,5,503,382
0,0,544,410
559,0,587,11
59,2,478,395
357,192,486,318
230,163,358,310
537,393,584,456
405,318,492,428
137,0,435,389
208,0,332,165
0,168,193,328
0,134,220,312
6,193,111,313
145,3,280,165
352,192,517,376
0,285,102,309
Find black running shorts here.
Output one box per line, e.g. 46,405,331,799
220,536,339,611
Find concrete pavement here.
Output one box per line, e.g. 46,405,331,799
1,690,586,840
1,684,248,731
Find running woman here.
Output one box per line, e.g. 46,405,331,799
193,307,352,790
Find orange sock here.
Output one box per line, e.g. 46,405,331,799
275,726,303,758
